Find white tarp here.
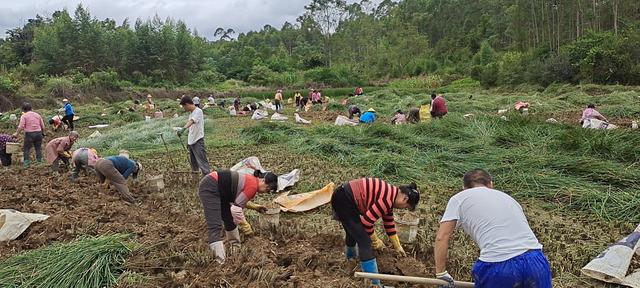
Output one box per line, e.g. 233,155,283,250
583,118,618,130
0,209,50,242
335,115,358,126
229,107,237,116
295,113,311,124
230,156,300,192
251,109,268,120
581,224,640,287
271,113,288,121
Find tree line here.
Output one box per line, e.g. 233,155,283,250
0,0,639,95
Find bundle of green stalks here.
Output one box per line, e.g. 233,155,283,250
0,234,132,288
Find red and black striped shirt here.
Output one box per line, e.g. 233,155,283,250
349,178,398,236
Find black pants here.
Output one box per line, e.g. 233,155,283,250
331,184,374,262
62,114,74,130
198,176,236,243
274,100,282,112
0,148,11,166
24,131,43,162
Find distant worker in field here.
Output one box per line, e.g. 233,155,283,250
233,96,241,111
144,94,155,115
177,96,211,175
71,147,100,181
129,100,141,112
407,107,420,124
294,91,302,111
61,99,75,130
348,105,361,120
193,96,201,108
198,169,278,264
208,94,216,106
331,178,419,286
274,89,284,113
0,133,17,167
580,104,608,125
430,93,448,118
355,87,364,96
95,155,141,203
434,169,551,288
301,91,310,109
48,115,63,131
311,89,322,104
359,108,377,123
390,110,407,125
13,102,46,167
45,131,79,172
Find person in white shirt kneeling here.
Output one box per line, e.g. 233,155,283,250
434,169,552,288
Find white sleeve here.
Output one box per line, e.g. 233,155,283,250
190,109,202,123
440,197,460,223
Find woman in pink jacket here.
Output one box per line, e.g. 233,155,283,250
13,103,45,167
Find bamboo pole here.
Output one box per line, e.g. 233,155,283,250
354,272,475,288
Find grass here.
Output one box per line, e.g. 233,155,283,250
0,234,132,288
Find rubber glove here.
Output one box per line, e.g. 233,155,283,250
61,151,72,158
389,234,406,256
209,241,225,264
237,220,254,236
370,233,385,250
176,127,186,137
436,271,455,288
246,202,267,213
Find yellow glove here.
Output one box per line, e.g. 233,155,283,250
61,151,72,158
389,234,406,256
245,202,267,213
370,233,385,250
237,220,254,236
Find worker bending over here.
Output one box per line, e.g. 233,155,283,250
331,178,419,287
45,131,79,172
435,169,551,288
71,147,100,180
95,155,142,203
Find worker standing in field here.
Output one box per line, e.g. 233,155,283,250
71,147,100,181
434,169,551,288
359,108,377,123
294,91,302,111
331,178,420,286
177,96,211,175
60,99,75,130
274,89,284,113
95,155,141,203
45,131,79,172
198,169,278,263
13,103,46,167
144,94,155,116
430,93,448,118
0,133,17,167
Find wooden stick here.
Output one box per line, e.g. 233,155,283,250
354,272,475,288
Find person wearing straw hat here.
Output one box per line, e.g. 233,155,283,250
94,155,142,203
61,99,75,130
331,178,420,287
434,169,551,288
359,108,377,123
198,169,278,264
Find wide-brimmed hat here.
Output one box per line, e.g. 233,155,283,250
367,108,376,113
147,94,153,98
62,99,69,102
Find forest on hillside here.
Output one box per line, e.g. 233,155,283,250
0,0,639,96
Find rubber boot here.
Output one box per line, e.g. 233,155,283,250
361,258,381,286
209,241,225,264
23,159,30,168
345,246,357,260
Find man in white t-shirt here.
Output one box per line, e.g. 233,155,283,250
434,169,551,288
177,96,211,175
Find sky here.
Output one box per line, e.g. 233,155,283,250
0,0,321,40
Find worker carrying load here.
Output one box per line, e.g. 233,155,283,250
198,169,278,264
331,178,420,287
360,108,377,123
71,147,100,181
45,131,79,172
434,169,551,288
94,155,142,203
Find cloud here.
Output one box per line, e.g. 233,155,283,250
0,0,313,40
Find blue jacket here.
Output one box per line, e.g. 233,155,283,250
64,103,74,116
106,156,137,179
359,111,377,123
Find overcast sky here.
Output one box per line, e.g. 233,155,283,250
0,0,324,40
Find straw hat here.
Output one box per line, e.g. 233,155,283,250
62,99,69,102
147,94,153,98
367,108,376,113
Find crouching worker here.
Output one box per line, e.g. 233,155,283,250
434,169,551,288
45,131,79,172
331,178,420,287
95,156,142,203
198,170,278,264
71,148,100,181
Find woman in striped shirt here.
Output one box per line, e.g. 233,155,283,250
198,169,278,264
331,178,420,286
